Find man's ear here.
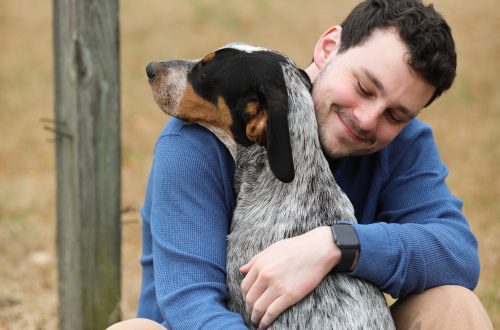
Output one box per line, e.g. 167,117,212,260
313,25,342,69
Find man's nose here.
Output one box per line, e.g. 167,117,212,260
352,104,383,132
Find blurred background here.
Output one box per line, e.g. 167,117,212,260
0,0,498,328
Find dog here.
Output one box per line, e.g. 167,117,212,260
146,43,395,329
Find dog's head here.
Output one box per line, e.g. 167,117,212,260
146,43,311,183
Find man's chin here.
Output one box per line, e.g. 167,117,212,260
321,143,377,159
320,142,351,160
318,130,375,159
319,135,345,159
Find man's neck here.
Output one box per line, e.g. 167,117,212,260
304,62,319,83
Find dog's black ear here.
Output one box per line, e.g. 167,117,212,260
259,83,295,183
298,69,313,92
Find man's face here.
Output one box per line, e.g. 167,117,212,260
312,28,435,159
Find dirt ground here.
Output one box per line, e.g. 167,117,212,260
0,0,498,329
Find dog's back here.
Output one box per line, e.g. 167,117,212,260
226,55,394,329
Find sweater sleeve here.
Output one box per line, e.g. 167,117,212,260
140,124,247,329
349,123,480,298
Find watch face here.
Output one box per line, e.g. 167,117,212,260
334,224,359,248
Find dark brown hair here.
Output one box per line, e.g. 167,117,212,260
339,0,456,106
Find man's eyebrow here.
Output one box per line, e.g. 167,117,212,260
361,67,416,119
362,67,385,93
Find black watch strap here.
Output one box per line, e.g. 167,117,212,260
331,224,359,272
332,246,357,272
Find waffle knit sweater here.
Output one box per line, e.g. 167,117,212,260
137,117,480,329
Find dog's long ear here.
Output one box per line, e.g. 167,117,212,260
259,82,295,183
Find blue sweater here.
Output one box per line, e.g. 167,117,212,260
137,117,479,329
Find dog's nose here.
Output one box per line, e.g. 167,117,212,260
146,62,156,80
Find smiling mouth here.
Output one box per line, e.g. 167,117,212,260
330,104,379,145
337,112,367,142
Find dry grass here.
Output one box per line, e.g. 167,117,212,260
0,0,498,328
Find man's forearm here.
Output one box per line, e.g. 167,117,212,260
350,221,480,298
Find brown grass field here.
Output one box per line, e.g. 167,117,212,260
0,0,498,328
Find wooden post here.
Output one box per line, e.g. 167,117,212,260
53,0,121,329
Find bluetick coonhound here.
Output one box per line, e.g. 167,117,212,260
146,43,395,329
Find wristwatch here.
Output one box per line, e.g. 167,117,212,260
331,223,359,272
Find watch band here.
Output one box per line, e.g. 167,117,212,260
332,246,357,272
331,224,359,272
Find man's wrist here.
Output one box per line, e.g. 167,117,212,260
315,226,342,272
313,226,359,272
331,223,360,272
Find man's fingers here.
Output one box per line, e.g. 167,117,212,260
258,296,289,330
240,252,261,274
239,261,252,275
250,288,278,327
244,275,267,315
241,265,258,296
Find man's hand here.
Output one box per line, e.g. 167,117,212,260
239,226,341,329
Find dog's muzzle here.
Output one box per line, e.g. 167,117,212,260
146,60,195,83
146,60,195,118
146,62,157,80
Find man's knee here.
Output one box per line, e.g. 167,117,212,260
106,318,167,330
390,285,492,330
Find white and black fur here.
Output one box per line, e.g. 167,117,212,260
147,43,395,329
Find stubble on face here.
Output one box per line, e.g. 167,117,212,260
316,110,375,160
313,61,376,159
311,29,436,160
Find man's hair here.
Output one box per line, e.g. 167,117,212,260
339,0,456,106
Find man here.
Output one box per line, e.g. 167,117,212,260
109,0,492,329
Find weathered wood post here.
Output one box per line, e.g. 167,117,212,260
53,0,121,329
